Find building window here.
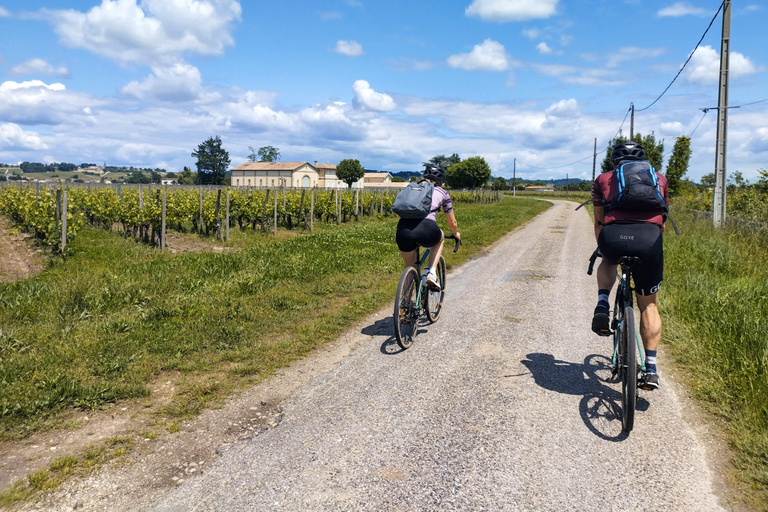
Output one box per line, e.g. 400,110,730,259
259,179,263,186
303,175,310,188
248,179,251,186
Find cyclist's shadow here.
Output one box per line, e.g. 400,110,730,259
361,317,431,355
520,352,649,442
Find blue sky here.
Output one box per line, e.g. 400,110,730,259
0,0,765,182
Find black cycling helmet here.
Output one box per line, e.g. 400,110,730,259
611,141,647,165
424,164,446,183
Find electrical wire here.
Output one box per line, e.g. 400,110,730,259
689,110,708,137
636,0,725,112
612,106,632,142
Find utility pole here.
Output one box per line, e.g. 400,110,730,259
629,103,635,139
513,158,516,198
566,173,569,199
713,0,731,228
592,138,597,182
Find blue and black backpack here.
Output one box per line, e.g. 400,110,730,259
605,161,668,215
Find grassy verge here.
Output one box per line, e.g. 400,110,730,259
662,208,768,509
0,197,550,441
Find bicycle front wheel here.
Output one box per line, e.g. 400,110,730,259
394,267,419,350
621,306,637,432
426,256,446,323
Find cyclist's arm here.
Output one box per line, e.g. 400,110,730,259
594,205,605,242
445,211,460,241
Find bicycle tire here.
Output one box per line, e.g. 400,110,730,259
621,306,637,432
394,267,419,350
426,256,446,323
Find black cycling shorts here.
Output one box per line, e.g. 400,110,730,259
598,222,663,296
396,218,443,252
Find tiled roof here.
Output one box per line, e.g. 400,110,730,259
232,161,311,171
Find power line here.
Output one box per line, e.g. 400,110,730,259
689,110,708,137
612,106,632,142
636,0,725,112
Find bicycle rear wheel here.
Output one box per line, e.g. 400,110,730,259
621,306,637,432
426,256,446,323
394,267,419,350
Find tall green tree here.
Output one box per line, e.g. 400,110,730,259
491,177,509,190
601,133,665,173
424,154,461,170
257,146,281,162
446,156,492,189
665,136,691,196
247,146,257,162
192,136,230,185
336,159,365,188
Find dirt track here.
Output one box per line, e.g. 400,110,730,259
6,201,739,511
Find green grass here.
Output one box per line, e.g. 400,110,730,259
662,208,768,509
0,197,550,441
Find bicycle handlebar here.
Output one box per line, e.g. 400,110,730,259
445,234,462,253
587,248,600,275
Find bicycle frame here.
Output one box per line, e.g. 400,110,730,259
611,262,646,374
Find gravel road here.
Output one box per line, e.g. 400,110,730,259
145,200,728,511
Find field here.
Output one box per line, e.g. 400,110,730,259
0,196,550,441
662,207,768,509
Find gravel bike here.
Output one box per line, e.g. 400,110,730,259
394,234,460,350
588,249,646,433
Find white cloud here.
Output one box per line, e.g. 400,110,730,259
536,42,554,55
532,64,626,87
606,46,666,68
121,62,204,102
0,80,96,125
545,99,580,116
352,80,396,112
0,123,48,150
321,11,342,20
686,45,757,84
0,7,9,17
10,58,71,78
522,28,540,39
448,39,511,71
466,0,558,22
42,0,242,66
335,40,363,57
658,2,710,17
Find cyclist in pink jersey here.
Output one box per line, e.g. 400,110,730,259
395,164,460,290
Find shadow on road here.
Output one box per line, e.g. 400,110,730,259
521,352,649,442
361,317,433,355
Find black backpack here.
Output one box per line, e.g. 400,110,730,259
605,161,668,215
392,180,436,219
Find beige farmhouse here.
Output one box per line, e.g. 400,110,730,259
230,161,366,189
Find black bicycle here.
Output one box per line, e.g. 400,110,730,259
588,250,647,433
394,234,460,350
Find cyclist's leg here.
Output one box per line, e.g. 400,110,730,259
427,233,444,269
636,293,661,353
396,218,421,271
594,225,622,335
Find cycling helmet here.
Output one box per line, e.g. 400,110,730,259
423,164,446,183
611,141,647,165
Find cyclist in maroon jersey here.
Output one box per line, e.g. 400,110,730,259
591,141,669,390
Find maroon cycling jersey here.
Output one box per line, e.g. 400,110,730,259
592,170,669,227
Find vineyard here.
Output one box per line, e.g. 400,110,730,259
0,182,501,253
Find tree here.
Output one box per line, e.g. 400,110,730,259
257,146,280,162
424,154,461,170
391,176,405,182
192,136,230,185
336,159,365,188
492,177,509,190
177,166,196,185
665,136,691,197
601,133,665,173
700,172,716,188
248,146,257,162
446,156,492,189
